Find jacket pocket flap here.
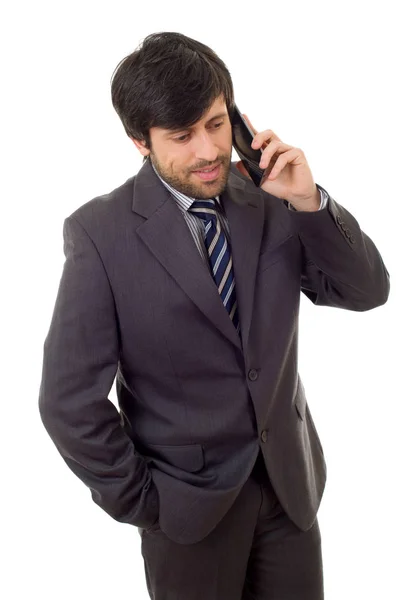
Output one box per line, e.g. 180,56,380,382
139,442,205,473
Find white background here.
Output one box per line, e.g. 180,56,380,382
1,1,398,598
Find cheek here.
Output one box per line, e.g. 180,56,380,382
221,138,232,160
223,128,232,148
174,161,191,178
166,151,186,171
166,156,180,174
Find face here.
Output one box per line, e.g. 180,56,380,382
132,95,233,199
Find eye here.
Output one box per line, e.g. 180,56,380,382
174,122,224,143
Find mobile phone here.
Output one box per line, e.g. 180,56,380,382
231,104,266,186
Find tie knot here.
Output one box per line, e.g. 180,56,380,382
189,199,217,223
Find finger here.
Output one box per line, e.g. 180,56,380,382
266,148,299,179
252,130,282,151
260,140,293,169
242,114,258,136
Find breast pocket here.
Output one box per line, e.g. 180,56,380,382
258,234,296,272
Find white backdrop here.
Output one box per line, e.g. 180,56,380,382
1,1,398,598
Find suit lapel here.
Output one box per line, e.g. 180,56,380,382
132,159,265,353
220,178,265,351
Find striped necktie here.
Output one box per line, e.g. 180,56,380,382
189,199,240,336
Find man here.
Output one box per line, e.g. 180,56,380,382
38,32,390,599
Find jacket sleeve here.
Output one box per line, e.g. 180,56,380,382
38,215,159,529
290,184,390,311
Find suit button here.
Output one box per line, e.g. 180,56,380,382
336,215,343,225
345,229,352,237
349,235,356,243
248,369,258,381
261,430,268,442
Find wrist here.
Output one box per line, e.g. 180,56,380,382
290,187,320,212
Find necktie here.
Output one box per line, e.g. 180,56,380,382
189,199,240,336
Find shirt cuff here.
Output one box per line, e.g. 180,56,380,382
287,186,329,211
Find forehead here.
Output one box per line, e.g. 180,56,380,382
199,95,228,119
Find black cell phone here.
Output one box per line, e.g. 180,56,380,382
231,103,266,186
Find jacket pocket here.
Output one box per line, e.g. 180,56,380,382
139,442,205,473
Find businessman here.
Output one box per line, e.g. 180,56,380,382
38,32,390,599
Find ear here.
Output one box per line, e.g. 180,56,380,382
130,137,151,157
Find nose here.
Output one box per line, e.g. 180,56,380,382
193,131,219,165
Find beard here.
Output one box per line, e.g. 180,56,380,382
149,151,232,199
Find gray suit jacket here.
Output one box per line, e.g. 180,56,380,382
38,159,390,544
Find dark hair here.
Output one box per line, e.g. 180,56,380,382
110,32,235,161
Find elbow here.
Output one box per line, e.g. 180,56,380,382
355,273,390,312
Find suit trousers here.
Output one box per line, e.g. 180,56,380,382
138,450,324,599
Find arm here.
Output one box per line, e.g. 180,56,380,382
38,216,159,528
290,184,390,311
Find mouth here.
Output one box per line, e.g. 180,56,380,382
192,163,221,181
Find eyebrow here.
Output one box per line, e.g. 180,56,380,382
165,112,228,137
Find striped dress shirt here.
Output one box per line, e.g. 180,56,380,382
150,160,328,265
